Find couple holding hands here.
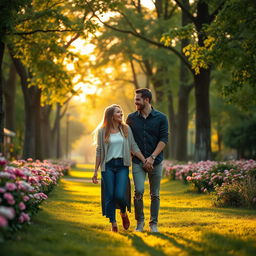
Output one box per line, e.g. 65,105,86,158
92,88,169,233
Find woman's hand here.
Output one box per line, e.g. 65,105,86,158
143,157,154,172
92,171,98,184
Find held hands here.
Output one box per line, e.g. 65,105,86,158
143,157,154,172
92,171,98,184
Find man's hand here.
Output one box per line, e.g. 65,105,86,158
92,172,98,184
143,157,154,172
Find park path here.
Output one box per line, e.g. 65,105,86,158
2,164,256,256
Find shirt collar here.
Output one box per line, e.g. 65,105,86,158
137,107,156,117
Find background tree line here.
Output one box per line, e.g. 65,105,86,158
0,0,255,161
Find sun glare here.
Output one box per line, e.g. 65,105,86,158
69,38,95,55
141,0,155,10
105,67,113,74
66,63,74,71
73,82,98,102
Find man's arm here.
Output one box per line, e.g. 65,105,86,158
144,115,169,170
144,141,166,170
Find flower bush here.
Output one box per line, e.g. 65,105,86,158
164,159,256,208
0,157,72,239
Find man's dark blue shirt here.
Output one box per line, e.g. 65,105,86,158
126,108,169,166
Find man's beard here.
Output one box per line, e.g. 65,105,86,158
136,103,145,111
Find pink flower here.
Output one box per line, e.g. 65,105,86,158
34,193,48,200
0,157,7,166
23,195,30,202
0,216,8,227
19,202,26,211
5,182,17,191
7,199,15,205
3,192,14,201
0,206,15,219
0,187,6,193
18,212,30,223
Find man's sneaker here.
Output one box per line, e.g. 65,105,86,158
135,221,145,232
150,224,159,233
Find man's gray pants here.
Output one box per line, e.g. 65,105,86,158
132,162,163,225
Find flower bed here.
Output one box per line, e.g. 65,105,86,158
0,157,72,239
163,159,256,208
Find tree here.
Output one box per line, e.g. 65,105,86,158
183,0,256,108
1,0,119,158
87,0,194,160
89,0,226,161
223,118,256,159
0,0,29,153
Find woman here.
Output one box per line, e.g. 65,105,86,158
92,104,146,232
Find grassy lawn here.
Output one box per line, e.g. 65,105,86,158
1,164,256,256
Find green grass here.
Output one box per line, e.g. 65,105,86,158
1,164,256,256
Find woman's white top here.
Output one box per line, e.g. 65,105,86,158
106,132,124,162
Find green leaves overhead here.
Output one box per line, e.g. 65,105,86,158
3,0,118,105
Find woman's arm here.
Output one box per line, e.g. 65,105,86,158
92,129,102,184
134,151,146,164
92,155,100,184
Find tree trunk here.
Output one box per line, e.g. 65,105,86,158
194,69,212,161
10,51,43,160
54,103,61,158
0,42,4,153
41,105,52,159
175,0,192,161
167,91,176,158
193,1,212,161
4,62,17,131
22,84,42,160
176,81,192,161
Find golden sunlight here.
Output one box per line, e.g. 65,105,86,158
141,0,155,10
105,67,113,74
70,38,95,55
73,82,98,102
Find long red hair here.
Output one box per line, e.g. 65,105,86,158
97,104,128,143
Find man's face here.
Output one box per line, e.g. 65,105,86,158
134,93,147,111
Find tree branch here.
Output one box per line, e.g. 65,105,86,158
85,1,192,72
11,29,81,36
210,1,225,22
167,4,178,19
173,0,196,23
129,57,139,89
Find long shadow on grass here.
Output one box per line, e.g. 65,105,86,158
154,232,202,255
160,203,256,217
154,232,256,256
122,233,167,256
1,211,128,256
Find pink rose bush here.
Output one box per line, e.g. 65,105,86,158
163,159,256,208
0,157,73,238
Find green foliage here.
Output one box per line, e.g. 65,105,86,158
223,117,256,158
161,0,256,108
3,0,120,105
0,0,30,36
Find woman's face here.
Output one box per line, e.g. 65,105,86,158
112,107,123,123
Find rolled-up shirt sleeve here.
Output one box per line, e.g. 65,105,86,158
159,116,169,144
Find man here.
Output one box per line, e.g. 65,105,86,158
126,88,169,232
